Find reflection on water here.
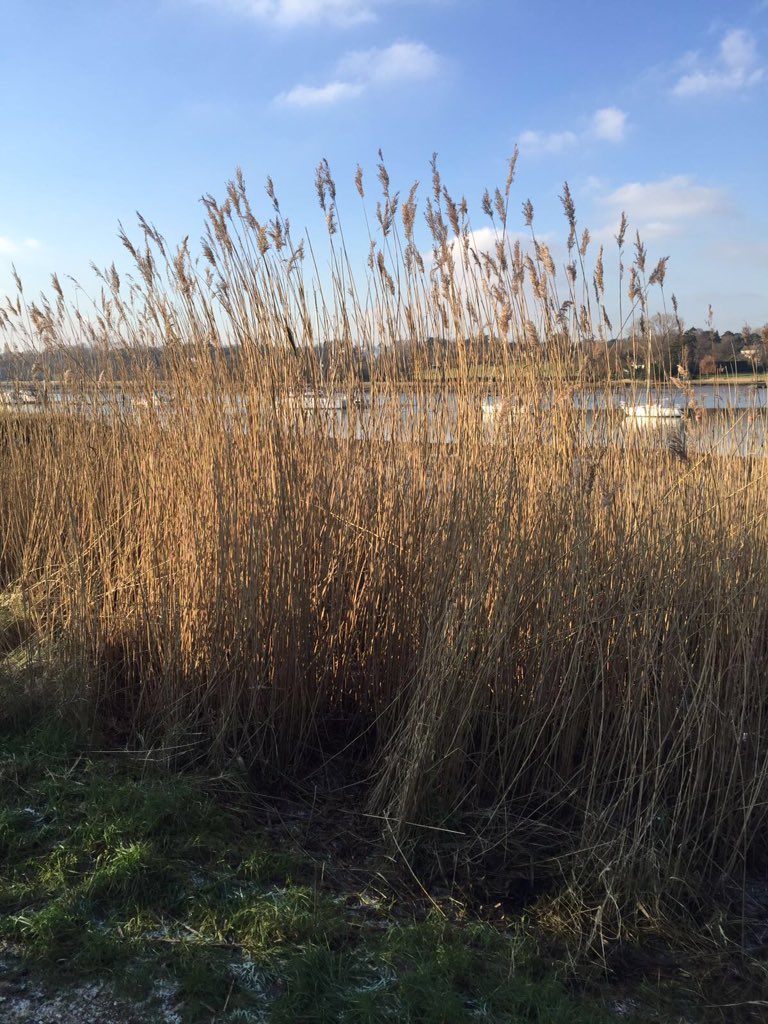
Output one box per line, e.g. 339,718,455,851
575,382,768,413
597,408,766,458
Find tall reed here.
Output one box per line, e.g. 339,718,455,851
2,158,767,943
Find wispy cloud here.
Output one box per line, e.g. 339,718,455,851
277,40,441,107
278,80,365,106
336,39,441,81
672,29,765,96
720,239,768,265
597,175,730,240
189,0,435,28
190,0,374,27
518,130,577,156
0,237,41,255
519,107,627,155
590,106,627,142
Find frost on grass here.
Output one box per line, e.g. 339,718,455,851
0,971,182,1024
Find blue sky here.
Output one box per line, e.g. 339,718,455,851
1,0,766,330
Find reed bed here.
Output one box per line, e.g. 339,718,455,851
2,157,768,945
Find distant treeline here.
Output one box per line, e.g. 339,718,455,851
585,324,768,379
1,325,766,382
0,342,370,383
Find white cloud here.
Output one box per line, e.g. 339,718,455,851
636,222,680,241
190,0,440,28
278,79,364,106
337,41,440,82
602,176,730,221
518,130,578,155
277,40,441,107
449,227,518,257
191,0,375,27
591,106,626,142
584,175,607,193
0,236,41,255
421,227,554,268
462,227,506,254
595,176,731,241
672,29,765,96
519,107,628,155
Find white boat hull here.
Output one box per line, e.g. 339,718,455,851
623,402,682,420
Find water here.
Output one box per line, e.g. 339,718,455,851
4,382,767,457
482,384,768,457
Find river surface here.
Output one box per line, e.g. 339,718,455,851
3,382,768,456
324,384,768,456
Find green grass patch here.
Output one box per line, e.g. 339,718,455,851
0,719,615,1022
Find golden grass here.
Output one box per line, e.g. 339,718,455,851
1,157,768,946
